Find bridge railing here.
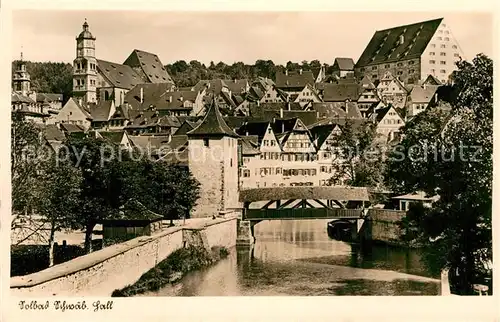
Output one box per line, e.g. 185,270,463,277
245,208,362,220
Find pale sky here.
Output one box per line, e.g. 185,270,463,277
11,11,493,66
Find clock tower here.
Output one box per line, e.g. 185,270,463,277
73,19,98,104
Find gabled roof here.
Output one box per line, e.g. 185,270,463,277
11,92,35,104
236,121,270,142
97,59,142,90
35,93,63,103
39,124,66,141
157,91,198,111
281,111,319,126
192,79,229,95
409,85,439,103
62,97,92,120
356,18,443,67
123,49,174,84
99,131,126,145
275,70,315,89
360,75,376,89
334,58,355,70
125,83,176,110
224,79,249,94
240,137,261,156
346,102,363,119
422,74,442,85
187,99,239,138
90,100,114,122
373,106,403,124
173,120,200,136
322,83,361,102
309,124,340,150
60,123,85,133
312,102,348,119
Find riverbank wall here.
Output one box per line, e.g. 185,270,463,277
10,217,238,297
364,209,408,246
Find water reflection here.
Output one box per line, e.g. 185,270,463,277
148,220,439,296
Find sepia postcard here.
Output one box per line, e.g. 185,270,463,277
1,1,498,321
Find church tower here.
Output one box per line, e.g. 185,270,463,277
187,99,241,218
73,19,98,104
12,51,31,96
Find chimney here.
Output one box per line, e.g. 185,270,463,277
399,34,404,44
299,69,303,75
423,83,427,90
280,108,283,118
140,87,144,103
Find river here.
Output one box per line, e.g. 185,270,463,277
148,219,441,296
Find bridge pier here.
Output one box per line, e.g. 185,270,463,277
236,220,255,246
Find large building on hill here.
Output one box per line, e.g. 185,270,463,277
354,18,465,85
72,20,174,106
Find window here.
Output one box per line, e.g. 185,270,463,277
445,30,449,34
429,52,435,56
437,37,442,40
441,44,446,48
430,44,436,48
408,60,415,65
429,60,435,64
360,68,365,72
397,71,403,76
440,69,446,73
266,94,270,98
430,69,435,73
203,138,209,147
409,69,415,74
371,66,377,70
444,37,450,41
452,45,458,49
454,53,460,57
372,74,378,79
385,64,390,68
440,61,446,65
440,52,446,56
438,30,443,33
397,62,403,67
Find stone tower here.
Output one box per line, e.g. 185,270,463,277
187,99,241,218
73,19,98,104
12,51,31,96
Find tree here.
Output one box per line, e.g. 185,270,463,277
328,120,385,189
11,113,46,228
385,54,493,294
63,134,124,253
34,158,82,266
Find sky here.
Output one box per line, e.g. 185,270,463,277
11,11,493,66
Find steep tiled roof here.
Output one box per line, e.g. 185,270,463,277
356,18,443,67
281,111,319,126
192,79,229,95
125,83,176,110
334,58,355,70
187,100,239,138
224,79,249,94
39,124,66,141
409,85,439,103
123,49,174,84
157,91,198,111
97,59,142,90
11,93,35,104
422,74,442,85
259,102,302,111
99,131,125,145
90,100,114,122
373,106,403,124
36,93,63,103
312,102,347,119
310,124,339,149
360,75,376,89
60,123,85,133
240,137,261,155
271,118,301,134
275,71,315,89
174,120,200,136
236,121,270,141
322,84,361,102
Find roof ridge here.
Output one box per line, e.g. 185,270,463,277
375,17,443,33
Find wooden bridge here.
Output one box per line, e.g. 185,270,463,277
239,186,370,221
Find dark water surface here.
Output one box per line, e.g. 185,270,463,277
148,220,440,296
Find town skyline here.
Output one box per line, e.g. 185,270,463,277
12,11,492,66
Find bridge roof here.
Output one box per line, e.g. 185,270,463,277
239,186,370,203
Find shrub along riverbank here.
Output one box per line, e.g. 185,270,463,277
111,245,229,297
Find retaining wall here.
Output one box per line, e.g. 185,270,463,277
367,209,407,245
10,217,238,297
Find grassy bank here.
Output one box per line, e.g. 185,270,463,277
111,245,229,297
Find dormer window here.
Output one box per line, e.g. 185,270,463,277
399,34,405,44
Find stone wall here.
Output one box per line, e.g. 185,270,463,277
11,217,238,297
366,209,407,245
